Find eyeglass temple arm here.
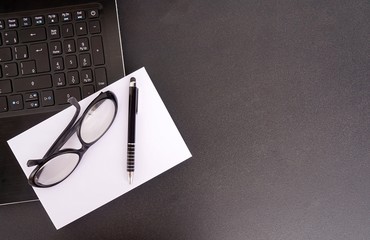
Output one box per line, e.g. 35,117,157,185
42,97,81,158
27,159,44,167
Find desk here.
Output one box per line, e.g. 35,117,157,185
1,1,369,239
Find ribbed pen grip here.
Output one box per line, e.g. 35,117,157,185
127,143,135,172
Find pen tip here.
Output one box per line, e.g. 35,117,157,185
128,172,134,184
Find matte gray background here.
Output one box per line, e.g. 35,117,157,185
1,0,370,239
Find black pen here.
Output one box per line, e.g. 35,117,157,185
127,77,138,184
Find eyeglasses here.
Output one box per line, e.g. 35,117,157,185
27,91,118,188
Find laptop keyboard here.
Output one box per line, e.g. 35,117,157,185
0,4,108,117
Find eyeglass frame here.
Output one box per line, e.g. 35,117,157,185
27,91,118,188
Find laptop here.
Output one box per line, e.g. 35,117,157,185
0,0,125,205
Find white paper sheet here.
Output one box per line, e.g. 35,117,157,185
7,68,192,229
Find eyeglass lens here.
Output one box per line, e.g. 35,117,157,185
35,153,80,186
80,98,116,144
34,97,116,186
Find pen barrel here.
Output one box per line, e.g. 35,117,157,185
127,143,135,172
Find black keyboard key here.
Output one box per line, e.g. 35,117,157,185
0,34,2,46
13,74,52,92
75,22,87,36
64,39,76,53
0,20,4,30
77,38,89,51
95,68,107,90
83,85,94,98
47,14,58,24
25,100,39,109
24,92,38,101
29,43,50,73
50,41,62,55
48,26,60,39
0,80,12,94
91,36,105,65
61,24,74,37
53,72,66,87
0,96,8,112
14,45,28,60
67,71,79,84
34,16,44,25
52,57,64,71
75,11,86,21
79,53,91,67
20,60,36,75
55,87,81,105
61,12,72,22
8,95,23,111
81,69,93,83
88,21,101,34
7,19,18,28
41,90,55,106
66,55,78,69
88,10,99,18
21,17,32,27
19,27,46,43
4,31,18,45
3,63,18,77
0,48,12,62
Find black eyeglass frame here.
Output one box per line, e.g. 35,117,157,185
27,91,118,188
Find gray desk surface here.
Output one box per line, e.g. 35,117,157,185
1,1,369,239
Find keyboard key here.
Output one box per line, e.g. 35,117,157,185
67,71,79,84
61,23,73,37
14,45,28,60
41,90,54,106
7,19,18,28
55,87,81,105
21,17,32,27
75,11,86,21
81,69,93,83
8,95,23,110
77,38,89,51
3,63,18,77
88,10,99,18
25,100,39,109
79,53,91,67
20,60,36,75
4,31,18,45
47,14,58,24
83,85,94,98
88,20,101,34
61,12,72,22
48,26,60,39
95,68,107,90
53,72,66,87
66,55,78,69
75,22,87,36
13,74,52,92
19,27,46,43
91,36,105,65
0,48,12,62
50,41,62,55
24,92,38,101
34,16,44,25
0,80,12,94
0,20,4,30
29,43,50,72
64,39,76,53
0,96,8,112
52,57,64,71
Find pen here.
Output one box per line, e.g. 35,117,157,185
127,77,138,184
